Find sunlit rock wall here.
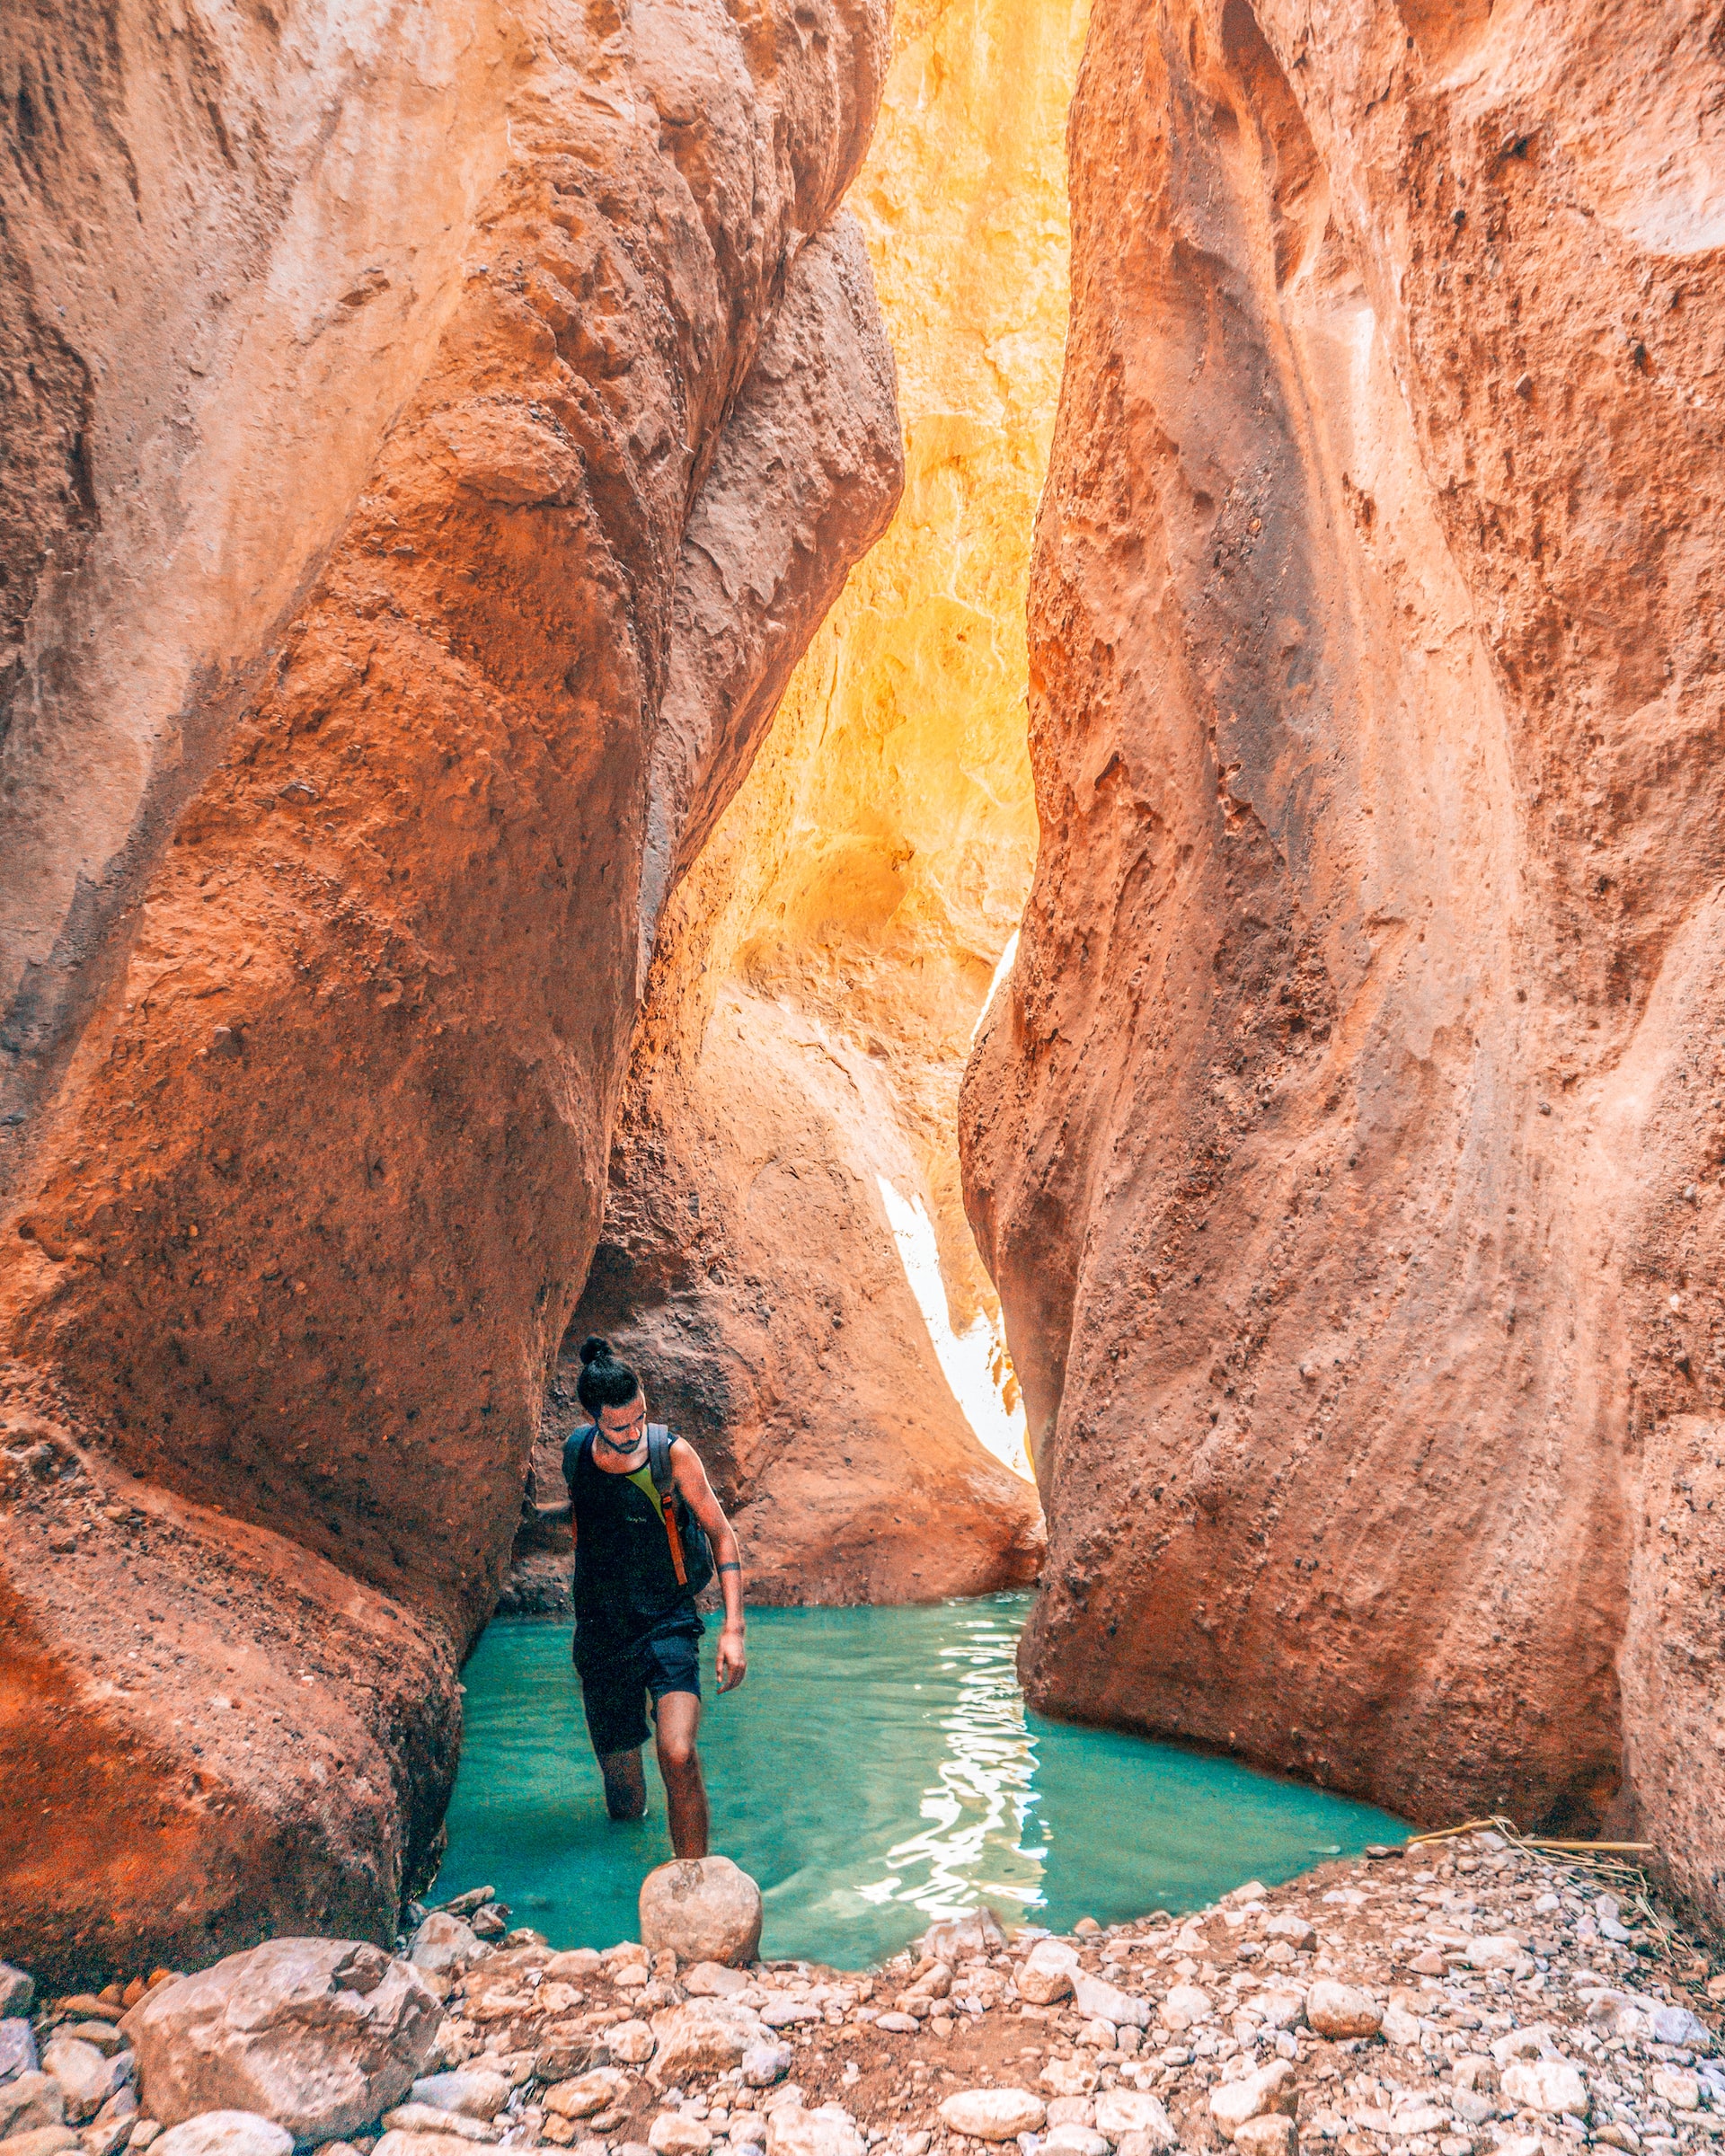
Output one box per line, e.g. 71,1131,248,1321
960,0,1725,1922
0,0,899,1981
557,0,1091,1600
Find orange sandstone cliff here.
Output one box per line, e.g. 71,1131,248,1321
546,0,1090,1601
961,0,1725,1921
0,0,900,1980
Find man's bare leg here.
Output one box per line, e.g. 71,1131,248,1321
598,1746,647,1821
653,1691,709,1858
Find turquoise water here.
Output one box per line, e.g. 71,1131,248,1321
434,1594,1403,1967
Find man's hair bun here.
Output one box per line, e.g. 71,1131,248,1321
579,1335,612,1366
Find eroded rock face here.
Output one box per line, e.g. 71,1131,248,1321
0,0,898,1980
551,0,1089,1600
961,0,1725,1917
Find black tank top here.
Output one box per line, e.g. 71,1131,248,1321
563,1428,698,1653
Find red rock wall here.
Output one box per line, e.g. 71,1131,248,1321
961,0,1725,1921
0,0,899,1981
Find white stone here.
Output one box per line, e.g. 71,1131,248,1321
1041,2127,1107,2156
1382,2006,1422,2048
409,1917,485,1975
1210,2062,1298,2140
1233,2120,1297,2156
651,2001,765,2086
1491,2029,1553,2065
150,2115,293,2156
1072,1978,1149,2032
1651,2072,1700,2112
407,2072,511,2121
544,1950,604,1981
1653,2008,1711,2051
1160,1985,1212,2033
379,2105,501,2143
40,2037,123,2125
610,2023,658,2066
918,1913,1008,1964
0,2077,65,2141
649,2116,714,2155
1045,2100,1097,2130
1463,1935,1525,1972
1018,1944,1080,2009
544,2071,630,2120
1304,1983,1382,2040
1255,1994,1305,2033
121,1940,440,2143
937,2091,1045,2143
741,2043,793,2088
761,2003,821,2029
764,2106,866,2156
375,2134,500,2156
1500,2061,1588,2117
1387,2108,1449,2139
1039,2060,1100,2099
1261,1915,1314,1951
685,1966,752,1999
641,1858,764,1968
1093,2091,1177,2148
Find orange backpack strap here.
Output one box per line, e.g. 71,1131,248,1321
647,1423,688,1586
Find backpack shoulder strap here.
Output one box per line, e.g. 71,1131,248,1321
645,1425,689,1586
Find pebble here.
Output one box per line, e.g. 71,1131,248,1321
0,2024,39,2081
935,2090,1045,2141
647,2114,713,2155
0,2129,78,2156
377,2103,502,2142
404,2072,510,2121
151,2114,294,2156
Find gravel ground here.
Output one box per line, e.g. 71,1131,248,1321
8,1829,1721,2156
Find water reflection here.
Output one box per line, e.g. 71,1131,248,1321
856,1606,1043,1922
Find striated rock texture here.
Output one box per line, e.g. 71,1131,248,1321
0,0,898,1980
552,0,1088,1600
961,0,1725,1919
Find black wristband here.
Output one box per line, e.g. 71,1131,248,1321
718,1560,742,1574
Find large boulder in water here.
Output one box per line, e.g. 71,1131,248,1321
640,1856,763,1967
121,1940,441,2140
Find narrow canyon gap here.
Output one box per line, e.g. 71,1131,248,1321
0,0,901,1982
548,0,1088,1602
961,0,1725,1926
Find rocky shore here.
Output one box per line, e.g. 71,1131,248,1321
4,1832,1721,2156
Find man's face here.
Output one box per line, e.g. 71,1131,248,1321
596,1395,647,1455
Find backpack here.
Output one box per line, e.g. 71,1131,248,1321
646,1424,715,1598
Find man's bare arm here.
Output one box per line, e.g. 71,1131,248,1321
672,1438,747,1691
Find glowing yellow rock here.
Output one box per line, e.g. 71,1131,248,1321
566,0,1090,1592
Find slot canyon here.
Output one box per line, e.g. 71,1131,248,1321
2,0,1724,2020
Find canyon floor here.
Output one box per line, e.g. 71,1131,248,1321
7,1829,1724,2156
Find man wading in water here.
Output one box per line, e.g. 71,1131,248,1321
564,1336,747,1856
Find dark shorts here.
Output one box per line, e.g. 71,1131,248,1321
574,1619,703,1757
